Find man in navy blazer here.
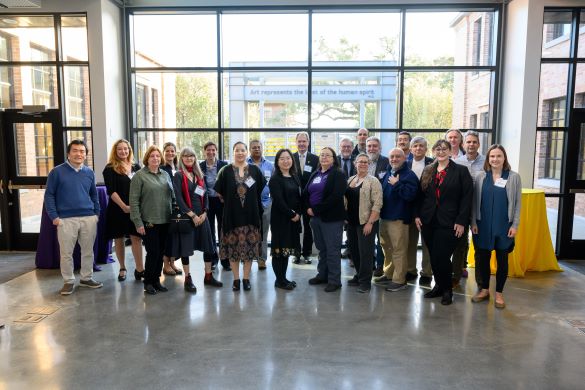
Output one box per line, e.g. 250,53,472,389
405,136,434,284
293,131,319,263
200,141,230,271
337,137,356,179
375,148,419,292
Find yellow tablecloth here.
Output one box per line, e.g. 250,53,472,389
468,188,562,277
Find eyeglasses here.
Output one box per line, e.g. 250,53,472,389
434,148,449,153
183,155,196,159
320,154,333,158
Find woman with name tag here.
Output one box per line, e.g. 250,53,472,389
171,147,223,293
269,148,302,290
304,147,348,292
103,139,143,282
161,141,183,276
471,145,521,309
214,141,266,292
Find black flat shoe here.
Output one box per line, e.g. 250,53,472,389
144,284,157,295
243,279,251,291
324,284,341,292
232,279,240,291
118,268,127,282
308,276,327,285
204,276,223,287
154,282,168,292
285,279,297,288
134,269,144,281
424,286,443,298
347,275,359,286
275,281,294,290
441,291,453,305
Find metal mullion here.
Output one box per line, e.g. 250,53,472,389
398,9,406,130
308,10,313,139
491,3,503,143
536,126,569,132
216,10,223,159
402,66,496,71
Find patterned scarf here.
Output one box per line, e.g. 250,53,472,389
434,167,448,205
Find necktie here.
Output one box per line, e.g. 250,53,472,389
300,154,305,172
344,159,350,177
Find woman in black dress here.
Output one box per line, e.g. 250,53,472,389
103,139,143,281
415,139,473,305
269,149,301,290
171,147,223,293
214,141,266,292
161,141,182,276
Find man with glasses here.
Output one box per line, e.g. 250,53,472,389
338,137,356,260
453,130,486,289
366,136,390,276
293,132,319,264
247,140,274,270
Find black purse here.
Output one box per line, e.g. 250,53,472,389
169,209,194,234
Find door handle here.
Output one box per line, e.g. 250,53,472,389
8,180,11,194
0,179,3,194
7,181,45,192
569,189,585,193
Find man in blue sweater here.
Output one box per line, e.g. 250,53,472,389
44,139,102,295
374,148,419,292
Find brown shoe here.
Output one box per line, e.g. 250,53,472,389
471,290,490,303
258,259,267,270
494,293,506,309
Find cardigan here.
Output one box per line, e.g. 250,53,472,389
344,174,383,225
471,170,522,229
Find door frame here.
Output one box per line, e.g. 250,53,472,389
0,109,64,251
557,108,585,259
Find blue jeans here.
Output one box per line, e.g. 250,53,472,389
310,217,344,286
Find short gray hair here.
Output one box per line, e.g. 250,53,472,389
464,130,480,141
366,136,380,145
339,137,354,146
410,136,428,148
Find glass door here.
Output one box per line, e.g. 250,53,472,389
558,109,585,259
0,109,64,250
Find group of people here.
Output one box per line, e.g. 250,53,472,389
44,127,521,308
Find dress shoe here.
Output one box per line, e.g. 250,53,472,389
242,279,251,291
144,284,157,295
232,279,240,291
118,268,127,282
304,256,312,265
308,276,327,285
285,279,297,288
204,275,223,287
275,281,295,290
405,272,418,282
373,267,384,277
153,282,168,292
419,275,432,285
258,259,267,270
292,257,301,264
347,275,359,286
184,275,197,293
134,269,145,281
441,291,453,305
324,284,341,292
424,286,442,298
471,291,490,303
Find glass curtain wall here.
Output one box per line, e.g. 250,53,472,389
128,6,500,161
536,8,585,249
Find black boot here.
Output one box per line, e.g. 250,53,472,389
184,274,197,293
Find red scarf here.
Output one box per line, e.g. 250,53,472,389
434,168,447,205
180,168,193,209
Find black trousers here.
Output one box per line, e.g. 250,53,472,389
346,222,377,288
207,196,225,264
421,224,459,293
144,223,169,285
478,248,509,293
301,211,313,257
271,255,289,284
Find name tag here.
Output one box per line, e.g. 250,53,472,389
304,165,313,173
494,178,507,188
378,171,387,179
245,177,256,188
313,176,322,184
195,186,206,196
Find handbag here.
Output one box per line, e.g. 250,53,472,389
169,209,194,234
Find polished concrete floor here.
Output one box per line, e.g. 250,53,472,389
1,251,584,390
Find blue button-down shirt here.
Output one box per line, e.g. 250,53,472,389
247,156,274,208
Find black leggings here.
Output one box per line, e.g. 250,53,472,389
478,249,508,293
181,254,213,265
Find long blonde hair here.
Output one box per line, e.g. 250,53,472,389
107,139,135,175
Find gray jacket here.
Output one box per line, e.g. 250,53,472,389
471,170,522,229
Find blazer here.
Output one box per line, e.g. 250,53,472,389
302,167,347,222
415,160,473,228
293,151,319,188
345,174,383,225
337,155,356,178
471,170,522,229
373,155,390,179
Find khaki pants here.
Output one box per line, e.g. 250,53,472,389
379,220,409,284
407,222,432,277
57,215,98,283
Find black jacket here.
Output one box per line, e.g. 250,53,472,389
415,160,473,228
302,167,347,222
293,151,319,189
337,155,356,178
373,155,390,179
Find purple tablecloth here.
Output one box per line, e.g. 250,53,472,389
35,185,114,270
